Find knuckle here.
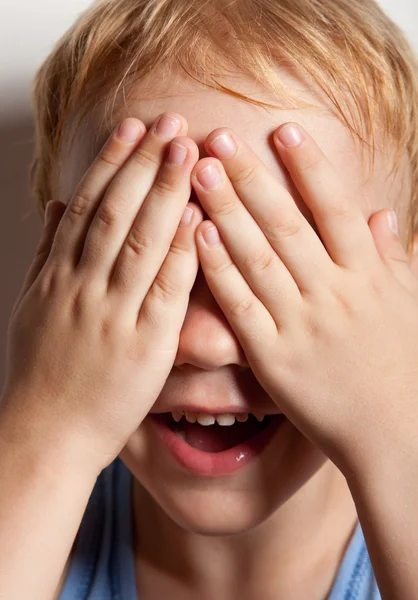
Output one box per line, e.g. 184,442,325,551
72,289,91,318
34,244,51,263
364,270,388,298
67,191,91,219
329,280,355,318
303,308,335,342
96,200,125,228
124,226,154,259
297,155,323,175
388,253,409,267
227,296,255,319
99,317,112,340
266,216,302,241
152,177,178,199
326,199,355,221
99,311,129,341
99,149,124,169
72,281,104,318
150,271,181,304
209,258,235,276
37,263,62,297
169,238,191,258
230,164,258,188
243,249,276,273
210,196,238,218
140,298,166,329
131,147,160,170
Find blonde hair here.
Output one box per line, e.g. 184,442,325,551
30,0,418,254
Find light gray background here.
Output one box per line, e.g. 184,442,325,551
0,0,417,388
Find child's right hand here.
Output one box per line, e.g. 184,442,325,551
0,113,203,472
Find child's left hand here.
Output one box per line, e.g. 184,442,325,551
191,122,418,476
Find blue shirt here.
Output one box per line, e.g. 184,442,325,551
59,457,381,600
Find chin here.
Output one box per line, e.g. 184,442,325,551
141,484,285,536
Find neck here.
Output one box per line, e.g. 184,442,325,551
132,460,359,600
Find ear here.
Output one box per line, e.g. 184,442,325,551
368,209,418,294
407,230,418,279
400,228,418,296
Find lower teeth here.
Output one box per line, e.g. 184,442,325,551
175,431,186,441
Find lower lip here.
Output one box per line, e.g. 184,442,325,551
149,414,287,477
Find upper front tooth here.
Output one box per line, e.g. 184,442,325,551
216,414,236,426
172,410,183,422
254,413,265,422
197,413,216,426
185,411,197,423
236,413,249,422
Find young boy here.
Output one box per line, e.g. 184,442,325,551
1,0,418,598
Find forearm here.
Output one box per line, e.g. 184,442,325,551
345,439,418,599
0,396,101,600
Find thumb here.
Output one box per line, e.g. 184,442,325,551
368,208,417,293
12,201,67,315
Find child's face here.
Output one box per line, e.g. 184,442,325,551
59,66,411,535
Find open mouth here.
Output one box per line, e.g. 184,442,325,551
150,411,287,476
154,412,278,453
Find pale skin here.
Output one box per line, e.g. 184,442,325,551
54,70,418,599
1,67,417,600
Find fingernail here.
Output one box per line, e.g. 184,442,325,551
196,165,221,189
116,118,143,143
156,115,181,138
180,206,194,226
209,132,237,159
202,226,221,246
387,211,399,235
277,123,304,148
168,143,188,165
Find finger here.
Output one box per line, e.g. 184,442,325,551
12,201,66,315
274,123,381,271
203,127,335,294
191,157,302,318
75,113,188,281
138,200,203,335
368,209,418,295
108,136,200,313
49,117,147,265
195,220,280,361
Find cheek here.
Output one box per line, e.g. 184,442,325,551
119,421,155,469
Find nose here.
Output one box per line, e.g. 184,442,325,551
174,267,250,370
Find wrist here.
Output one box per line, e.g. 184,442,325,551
343,430,418,503
342,432,418,599
0,388,104,481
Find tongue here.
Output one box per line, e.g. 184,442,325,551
183,419,263,452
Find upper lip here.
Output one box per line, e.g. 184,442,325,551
149,371,282,415
149,405,282,415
